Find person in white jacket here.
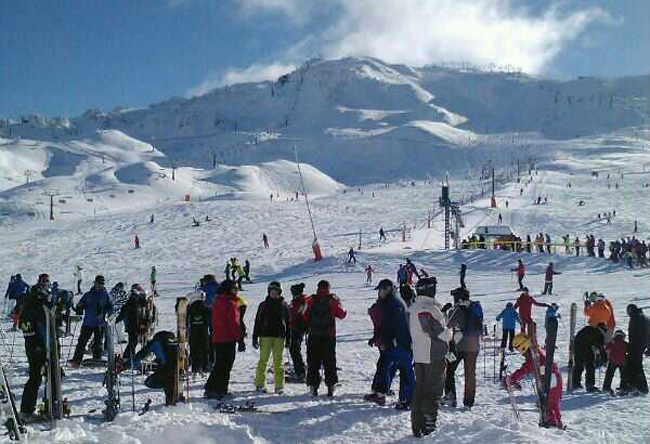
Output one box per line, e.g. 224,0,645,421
74,265,84,294
409,277,452,438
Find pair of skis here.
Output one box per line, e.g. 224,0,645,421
172,296,190,405
43,305,64,428
103,315,120,421
0,357,25,441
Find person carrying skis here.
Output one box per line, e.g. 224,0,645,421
496,302,520,351
348,247,357,264
364,279,415,409
445,287,482,409
459,264,467,289
511,259,525,291
514,288,550,334
205,280,245,400
301,280,347,397
116,284,147,360
17,274,53,422
150,266,157,293
69,275,112,367
507,334,564,429
288,283,308,382
541,263,560,295
365,265,374,286
624,304,649,395
572,323,607,392
117,330,179,405
73,265,83,294
409,277,452,437
252,282,291,394
603,329,628,395
186,290,211,373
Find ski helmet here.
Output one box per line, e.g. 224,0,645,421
512,333,531,355
589,292,598,303
613,329,626,340
268,281,283,295
415,277,437,298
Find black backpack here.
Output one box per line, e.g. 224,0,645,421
308,296,333,338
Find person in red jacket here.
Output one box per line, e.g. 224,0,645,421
506,333,564,429
301,280,347,397
541,262,561,295
603,329,628,394
514,288,550,334
205,280,244,400
511,259,525,291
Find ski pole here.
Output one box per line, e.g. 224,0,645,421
131,353,136,412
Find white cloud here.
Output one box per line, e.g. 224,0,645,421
186,63,296,97
238,0,311,22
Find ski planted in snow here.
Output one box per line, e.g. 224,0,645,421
103,315,120,421
543,313,558,395
528,322,548,427
43,305,65,427
0,357,26,441
566,303,577,394
173,296,189,405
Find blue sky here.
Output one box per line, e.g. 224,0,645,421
0,0,648,118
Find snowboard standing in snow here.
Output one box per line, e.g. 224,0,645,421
566,303,577,394
544,312,558,395
0,357,25,441
103,315,120,421
173,296,189,404
528,323,548,426
43,305,65,427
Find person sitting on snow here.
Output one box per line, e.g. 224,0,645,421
506,333,564,429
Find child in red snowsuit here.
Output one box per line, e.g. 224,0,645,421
506,335,563,428
514,288,550,334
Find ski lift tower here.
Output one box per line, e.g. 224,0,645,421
439,175,464,250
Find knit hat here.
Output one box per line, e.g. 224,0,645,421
268,281,283,294
317,280,330,291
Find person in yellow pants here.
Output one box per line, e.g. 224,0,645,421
252,281,291,394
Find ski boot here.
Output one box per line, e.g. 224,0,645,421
310,386,318,397
364,393,386,406
327,385,336,398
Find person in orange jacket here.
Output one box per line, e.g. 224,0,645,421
584,292,615,337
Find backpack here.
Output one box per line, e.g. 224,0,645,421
308,296,333,338
464,301,484,333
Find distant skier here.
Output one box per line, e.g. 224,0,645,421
541,263,560,295
150,214,154,224
498,213,503,225
365,265,374,286
74,265,84,294
134,234,140,249
379,227,387,243
150,266,157,293
243,259,252,283
511,259,525,290
348,247,357,264
507,334,564,428
496,302,520,351
262,233,269,249
459,264,467,289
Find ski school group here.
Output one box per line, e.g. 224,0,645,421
2,257,650,440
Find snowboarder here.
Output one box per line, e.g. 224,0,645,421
459,264,467,289
117,330,179,405
288,283,308,382
74,265,83,294
365,265,374,286
204,280,245,400
186,291,211,374
572,323,607,392
17,274,53,422
364,279,415,410
511,259,525,290
262,233,269,249
603,330,628,395
541,263,560,295
252,282,291,394
69,275,112,367
348,247,357,264
302,280,347,397
507,334,564,428
514,288,550,334
409,277,451,437
445,287,482,409
496,302,520,351
625,304,649,395
115,284,147,360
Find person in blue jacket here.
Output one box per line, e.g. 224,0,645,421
200,274,221,308
368,279,415,409
69,275,112,367
496,302,520,351
397,265,408,286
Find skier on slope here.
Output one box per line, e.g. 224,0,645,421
506,333,564,429
73,265,84,294
150,266,157,293
17,274,53,422
496,302,520,351
69,275,112,367
379,227,387,243
348,247,357,264
541,263,561,295
252,282,291,394
514,288,550,334
409,277,452,437
186,290,211,374
459,264,467,289
511,259,525,291
365,265,374,286
117,330,179,405
288,283,308,382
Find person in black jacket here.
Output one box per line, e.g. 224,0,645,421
573,323,607,391
187,292,211,373
17,274,52,421
115,284,147,360
252,282,291,394
625,304,649,394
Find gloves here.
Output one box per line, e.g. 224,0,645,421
238,341,246,352
445,351,457,363
438,328,453,343
367,338,375,347
252,338,259,350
